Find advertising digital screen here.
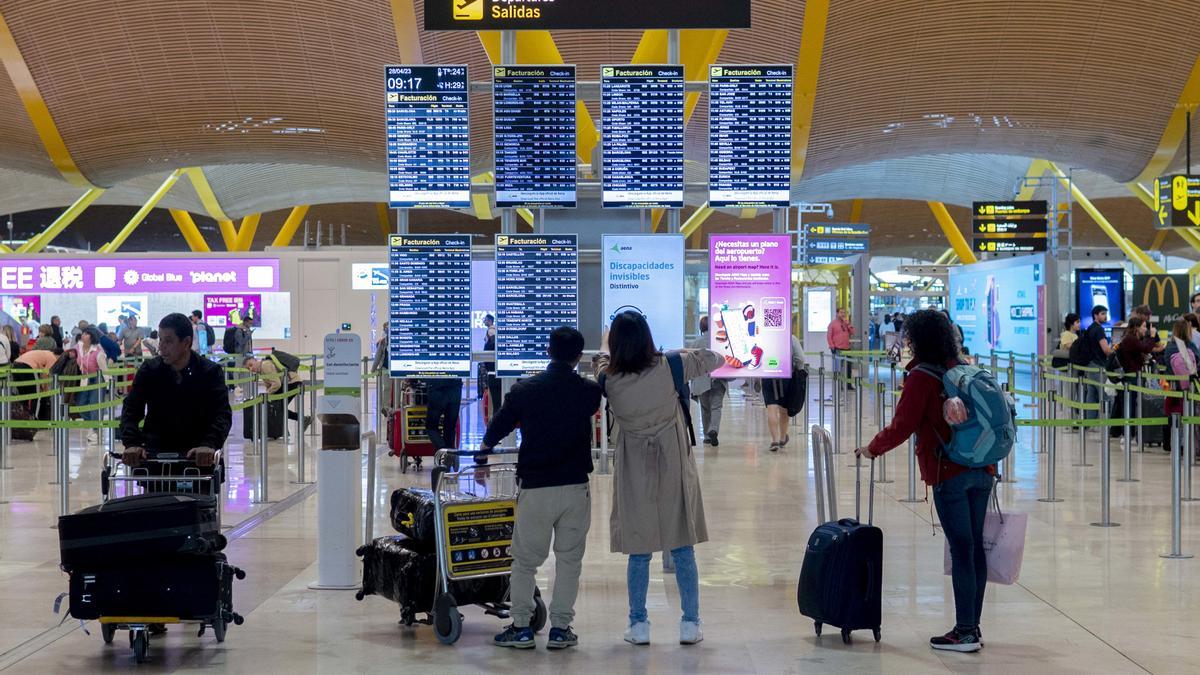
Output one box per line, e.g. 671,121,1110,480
0,258,278,293
1076,269,1125,334
97,296,148,330
708,234,793,379
493,65,577,208
601,65,685,208
708,65,793,209
204,294,262,328
1,294,41,327
471,260,497,353
386,65,471,209
388,235,473,378
949,255,1046,358
602,235,685,350
496,234,578,377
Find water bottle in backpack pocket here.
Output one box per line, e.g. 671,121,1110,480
917,364,1017,468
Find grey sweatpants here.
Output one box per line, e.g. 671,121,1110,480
698,380,728,436
509,483,591,629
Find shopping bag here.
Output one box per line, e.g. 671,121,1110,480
943,493,1028,585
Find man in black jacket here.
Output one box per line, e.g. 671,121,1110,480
120,313,232,471
482,326,601,651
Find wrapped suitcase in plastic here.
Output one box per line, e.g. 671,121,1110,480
58,493,225,571
69,552,242,622
389,488,438,544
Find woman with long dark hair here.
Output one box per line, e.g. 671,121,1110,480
854,309,995,652
595,311,722,647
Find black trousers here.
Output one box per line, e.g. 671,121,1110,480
283,380,301,421
11,362,49,420
424,381,462,451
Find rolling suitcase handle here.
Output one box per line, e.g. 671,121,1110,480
854,454,876,526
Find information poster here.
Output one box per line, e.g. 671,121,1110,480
949,255,1045,357
602,235,685,349
386,65,471,208
1076,269,1125,333
97,296,147,329
601,65,685,208
204,294,262,328
493,66,577,208
388,235,473,378
496,235,578,377
708,65,793,208
708,235,792,379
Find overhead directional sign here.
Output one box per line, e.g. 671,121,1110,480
973,201,1048,218
973,237,1048,254
1154,175,1200,229
805,223,870,237
424,0,751,31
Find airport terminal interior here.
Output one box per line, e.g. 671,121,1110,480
2,1,1200,673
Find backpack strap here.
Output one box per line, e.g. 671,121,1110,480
665,352,697,447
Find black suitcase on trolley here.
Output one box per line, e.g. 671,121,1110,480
242,397,285,440
69,552,242,621
389,488,438,544
1141,395,1167,446
797,459,883,644
58,493,224,571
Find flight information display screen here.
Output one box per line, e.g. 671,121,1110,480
493,65,577,208
708,65,794,208
495,234,579,377
385,65,471,209
388,235,473,378
601,65,685,208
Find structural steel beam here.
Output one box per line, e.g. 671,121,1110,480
680,203,714,238
374,203,391,241
17,188,105,253
183,167,231,223
791,0,831,180
1149,229,1169,252
389,0,423,64
1015,159,1049,201
272,206,311,248
0,10,97,188
231,214,262,252
933,248,956,265
1131,55,1200,185
471,172,496,221
478,31,599,168
100,170,183,253
168,209,211,252
927,201,978,264
849,199,863,224
217,220,238,251
1047,162,1165,274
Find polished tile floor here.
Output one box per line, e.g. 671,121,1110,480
0,381,1197,673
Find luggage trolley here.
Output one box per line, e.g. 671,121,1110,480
94,451,243,663
427,449,546,645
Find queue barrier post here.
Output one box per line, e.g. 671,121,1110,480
1160,413,1193,559
1090,386,1119,527
363,431,377,547
49,376,62,482
1136,371,1145,451
852,377,863,458
1118,380,1137,483
295,384,311,484
1074,374,1093,467
360,357,370,423
0,377,9,471
1039,409,1063,503
1184,398,1197,502
308,355,319,436
832,368,843,455
874,383,892,484
817,366,826,434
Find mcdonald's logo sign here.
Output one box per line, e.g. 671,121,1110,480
1143,276,1180,307
1132,274,1190,322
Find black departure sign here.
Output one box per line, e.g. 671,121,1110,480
425,0,751,31
972,201,1048,218
973,237,1048,254
493,66,577,208
709,65,794,209
495,234,578,377
388,235,473,378
386,65,471,209
601,65,685,209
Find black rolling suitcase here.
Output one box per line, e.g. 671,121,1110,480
797,457,883,644
242,396,285,440
1141,395,1167,446
58,493,224,571
389,488,438,543
69,552,243,622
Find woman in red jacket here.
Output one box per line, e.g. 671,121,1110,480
855,309,994,653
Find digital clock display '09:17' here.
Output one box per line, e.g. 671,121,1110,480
385,64,471,210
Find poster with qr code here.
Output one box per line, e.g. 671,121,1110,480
708,235,792,379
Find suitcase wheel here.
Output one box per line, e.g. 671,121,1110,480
131,630,149,663
212,619,227,644
873,628,881,643
813,621,822,637
841,628,851,645
101,624,116,644
234,567,246,580
433,593,462,645
355,590,365,601
531,587,547,633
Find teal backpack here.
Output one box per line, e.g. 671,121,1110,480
916,364,1017,468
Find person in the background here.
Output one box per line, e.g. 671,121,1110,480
119,315,145,358
689,316,727,446
50,316,63,351
190,311,214,355
482,314,501,420
422,377,463,458
826,307,856,390
1191,292,1200,317
234,317,254,356
2,324,19,361
244,355,308,429
371,321,389,373
142,330,160,357
96,323,122,362
1110,317,1153,431
764,333,806,452
75,326,110,444
1130,305,1160,350
1186,313,1200,354
1163,318,1200,454
1059,313,1080,350
941,309,966,352
33,324,57,352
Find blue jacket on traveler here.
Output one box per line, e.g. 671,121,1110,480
480,360,602,489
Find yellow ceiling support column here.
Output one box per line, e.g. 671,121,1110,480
0,243,12,254
933,248,957,265
790,0,831,180
389,0,423,64
216,220,238,251
231,214,262,252
100,169,183,253
680,202,715,239
1015,159,1049,201
0,10,98,188
1149,230,1169,252
471,171,496,221
183,167,230,222
17,188,105,253
374,204,391,242
849,199,863,224
168,209,211,252
1131,57,1200,184
1047,162,1165,274
927,201,978,264
271,206,311,248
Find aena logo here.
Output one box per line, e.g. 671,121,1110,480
453,0,483,21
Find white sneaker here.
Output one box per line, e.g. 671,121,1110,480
680,620,703,645
624,621,650,646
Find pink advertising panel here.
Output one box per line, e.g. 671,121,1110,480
204,294,263,328
708,234,792,379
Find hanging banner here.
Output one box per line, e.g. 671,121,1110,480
708,234,792,379
601,235,685,350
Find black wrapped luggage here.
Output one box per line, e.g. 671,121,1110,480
58,493,224,571
69,552,242,622
389,488,437,543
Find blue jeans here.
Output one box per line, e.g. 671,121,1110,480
76,376,100,421
628,546,699,625
1082,361,1105,419
933,469,993,630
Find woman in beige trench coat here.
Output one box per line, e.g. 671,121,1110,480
595,311,724,647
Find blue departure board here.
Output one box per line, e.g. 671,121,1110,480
601,65,685,208
495,234,579,377
493,66,577,208
385,65,471,209
388,235,473,378
708,65,794,208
